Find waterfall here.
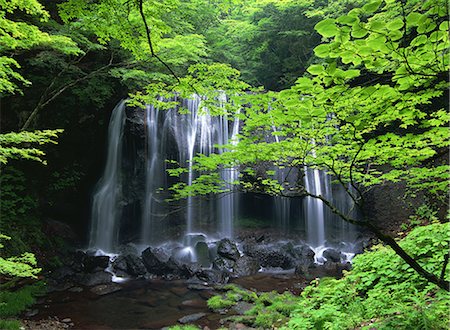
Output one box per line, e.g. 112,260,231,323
217,107,240,238
90,97,359,255
304,167,327,247
89,101,126,253
141,104,169,245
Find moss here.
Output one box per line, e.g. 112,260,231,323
168,325,200,330
207,295,235,310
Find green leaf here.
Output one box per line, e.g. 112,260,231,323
439,21,449,31
314,44,330,58
342,69,360,79
337,15,359,25
362,0,382,13
351,24,368,38
386,18,404,31
406,12,423,26
315,19,339,38
307,64,325,75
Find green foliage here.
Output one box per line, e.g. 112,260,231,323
0,0,81,94
0,282,45,318
205,0,321,90
401,203,440,231
0,235,41,279
168,325,200,330
0,319,21,330
0,130,63,165
285,223,450,330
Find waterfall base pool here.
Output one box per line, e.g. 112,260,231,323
26,268,346,329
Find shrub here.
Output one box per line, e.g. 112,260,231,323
285,222,450,329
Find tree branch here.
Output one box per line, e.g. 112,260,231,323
21,54,116,131
137,0,180,84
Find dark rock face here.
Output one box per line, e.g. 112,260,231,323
243,243,293,269
217,238,240,261
233,256,260,277
141,247,170,274
83,255,110,273
123,254,147,276
323,249,342,263
196,269,229,284
213,256,235,272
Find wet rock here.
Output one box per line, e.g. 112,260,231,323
195,241,211,267
124,254,147,276
233,302,254,315
141,247,170,274
243,244,293,269
90,283,122,295
324,261,352,273
188,284,211,291
184,233,207,246
61,318,72,323
111,255,128,276
323,249,342,263
178,312,207,324
294,262,316,278
213,256,235,272
83,255,110,272
75,271,112,286
197,269,229,284
166,256,197,278
233,256,260,277
217,238,240,261
25,309,39,317
180,299,207,309
68,287,83,293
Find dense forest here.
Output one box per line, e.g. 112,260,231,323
1,0,449,329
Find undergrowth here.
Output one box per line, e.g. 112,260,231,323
204,222,449,330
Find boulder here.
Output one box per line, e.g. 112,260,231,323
124,254,147,276
213,256,235,272
166,256,197,278
83,255,110,272
233,256,260,277
178,312,206,324
243,244,293,269
217,238,240,261
195,241,211,268
196,269,229,284
323,249,342,263
141,247,170,274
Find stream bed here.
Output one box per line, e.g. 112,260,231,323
26,268,343,329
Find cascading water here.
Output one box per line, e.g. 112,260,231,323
141,103,169,245
304,166,327,247
90,97,359,259
89,101,126,253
